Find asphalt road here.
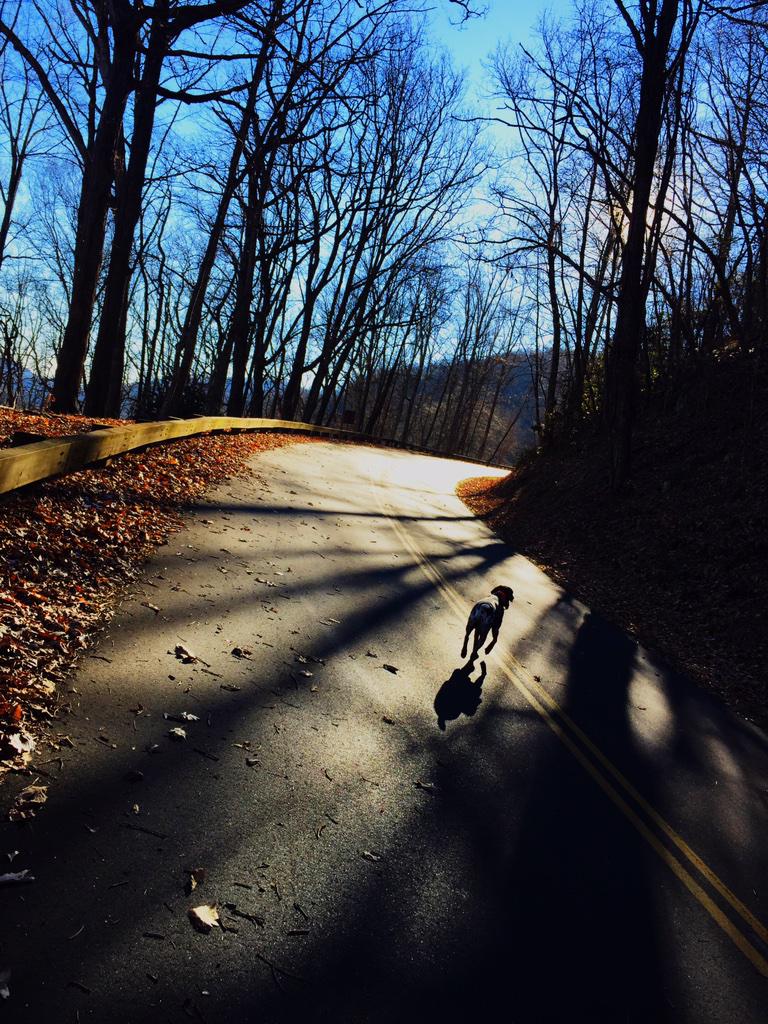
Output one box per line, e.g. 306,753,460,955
1,442,767,1024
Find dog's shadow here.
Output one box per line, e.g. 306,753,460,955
434,661,487,731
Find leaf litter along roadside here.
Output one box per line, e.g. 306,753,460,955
0,409,314,793
0,407,126,446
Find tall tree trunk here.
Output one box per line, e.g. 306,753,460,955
543,226,563,442
478,361,507,459
281,242,323,419
51,15,137,411
85,9,168,417
0,141,26,275
400,340,427,443
605,0,680,488
160,75,260,415
226,162,261,416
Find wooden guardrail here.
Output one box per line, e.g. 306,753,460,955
0,415,506,498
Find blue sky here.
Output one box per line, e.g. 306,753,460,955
430,0,576,106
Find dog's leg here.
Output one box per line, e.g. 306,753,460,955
472,627,486,663
461,625,472,659
485,627,499,654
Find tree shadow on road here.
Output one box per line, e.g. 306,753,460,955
492,610,675,1023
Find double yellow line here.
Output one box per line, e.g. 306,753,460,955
374,480,768,978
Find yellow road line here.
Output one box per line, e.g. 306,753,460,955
373,480,768,977
504,649,768,949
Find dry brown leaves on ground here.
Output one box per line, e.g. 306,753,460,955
0,410,309,783
0,407,126,444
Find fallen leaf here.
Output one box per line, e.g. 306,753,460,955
188,904,220,933
8,784,48,821
361,850,381,863
0,730,36,758
415,781,437,795
220,684,241,692
167,727,187,742
231,647,252,659
173,644,197,664
294,652,325,665
0,869,34,886
163,711,199,723
382,664,399,674
184,867,206,894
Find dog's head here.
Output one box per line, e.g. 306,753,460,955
491,585,514,608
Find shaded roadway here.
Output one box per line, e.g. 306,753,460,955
1,443,766,1024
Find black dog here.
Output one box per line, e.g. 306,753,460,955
461,585,514,664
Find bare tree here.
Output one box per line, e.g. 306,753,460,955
603,0,699,486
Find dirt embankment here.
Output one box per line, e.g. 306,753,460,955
457,356,767,727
